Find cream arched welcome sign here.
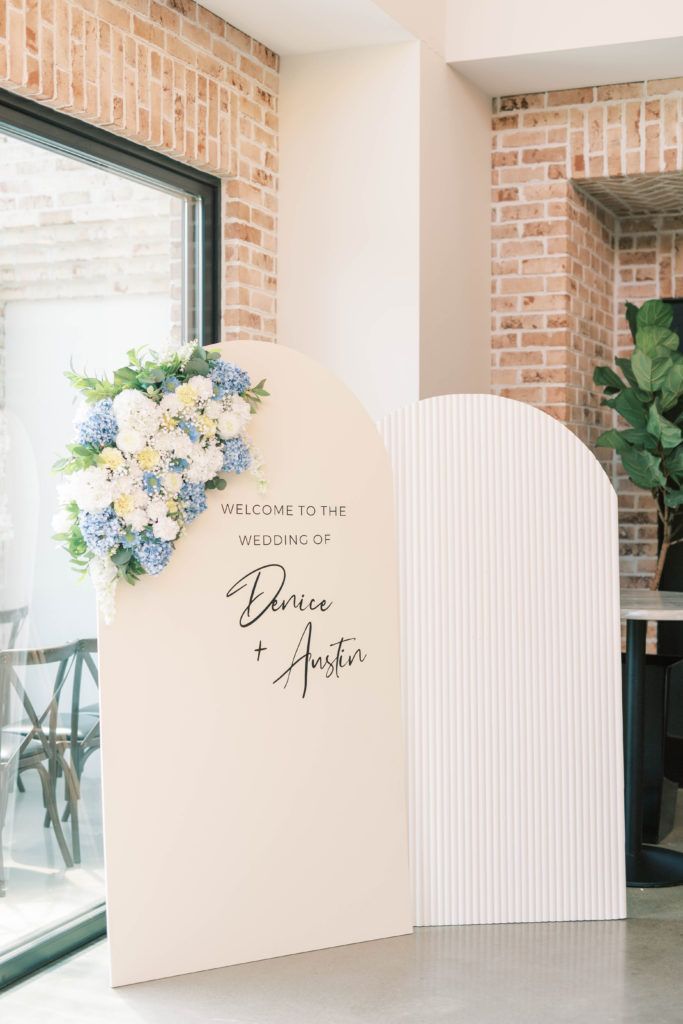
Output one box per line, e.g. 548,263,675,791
99,343,412,986
379,394,626,925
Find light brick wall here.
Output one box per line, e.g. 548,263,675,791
0,0,279,342
492,79,683,592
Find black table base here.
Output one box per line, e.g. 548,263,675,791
627,846,683,888
624,617,683,888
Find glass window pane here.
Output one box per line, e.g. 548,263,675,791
0,130,193,956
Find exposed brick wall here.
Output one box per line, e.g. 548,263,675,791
492,79,683,592
0,0,279,342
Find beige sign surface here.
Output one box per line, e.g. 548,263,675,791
98,342,411,987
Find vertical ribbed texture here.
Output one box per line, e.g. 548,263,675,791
380,395,626,925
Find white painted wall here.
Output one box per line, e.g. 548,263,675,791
419,47,491,398
447,0,683,62
278,41,492,418
278,43,421,420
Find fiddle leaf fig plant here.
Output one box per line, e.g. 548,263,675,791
594,298,683,589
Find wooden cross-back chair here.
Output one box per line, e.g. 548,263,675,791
0,642,81,894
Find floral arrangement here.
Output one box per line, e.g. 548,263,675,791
53,341,268,621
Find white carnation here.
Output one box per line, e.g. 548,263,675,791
231,395,252,427
204,399,222,420
116,428,145,454
160,393,182,416
71,467,113,512
146,497,169,522
171,432,194,459
153,515,179,541
217,411,240,439
185,443,223,484
188,375,213,401
113,389,161,435
126,508,149,532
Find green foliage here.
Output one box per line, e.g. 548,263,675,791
594,299,683,583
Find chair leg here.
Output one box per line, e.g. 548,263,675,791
34,766,73,869
61,759,81,865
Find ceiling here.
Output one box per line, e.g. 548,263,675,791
197,0,410,56
450,36,683,97
575,172,683,218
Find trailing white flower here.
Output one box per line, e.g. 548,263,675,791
152,515,180,541
89,555,118,625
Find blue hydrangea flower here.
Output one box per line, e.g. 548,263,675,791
143,472,161,496
210,360,251,397
221,437,251,474
76,399,118,449
179,482,207,524
178,419,199,442
79,507,123,556
134,537,172,575
121,531,141,550
162,376,180,393
170,458,189,472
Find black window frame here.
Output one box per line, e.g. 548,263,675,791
0,87,221,990
0,86,221,344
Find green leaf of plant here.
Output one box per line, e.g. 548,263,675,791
665,490,683,508
637,298,674,330
185,358,210,376
631,349,673,392
604,388,648,428
660,359,683,411
595,429,632,452
593,365,625,393
625,302,639,341
615,356,638,388
636,325,679,356
621,428,658,451
664,445,683,480
111,547,132,566
621,447,666,490
647,404,683,449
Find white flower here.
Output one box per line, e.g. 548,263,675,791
217,411,241,439
249,445,268,494
116,428,145,454
163,472,182,495
204,399,222,420
71,467,113,512
89,556,118,625
153,515,179,541
185,443,223,484
113,389,161,435
126,508,149,532
231,395,252,427
146,497,169,521
51,507,72,534
171,432,194,459
160,393,182,416
188,374,214,401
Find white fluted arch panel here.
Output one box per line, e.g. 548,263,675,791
380,394,625,925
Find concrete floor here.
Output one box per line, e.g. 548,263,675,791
4,807,683,1023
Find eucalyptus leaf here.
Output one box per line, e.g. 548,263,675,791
185,358,210,376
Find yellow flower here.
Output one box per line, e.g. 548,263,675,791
166,499,179,515
175,383,197,406
114,494,135,517
100,447,124,470
137,448,160,470
164,472,182,495
161,412,177,430
198,415,216,437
